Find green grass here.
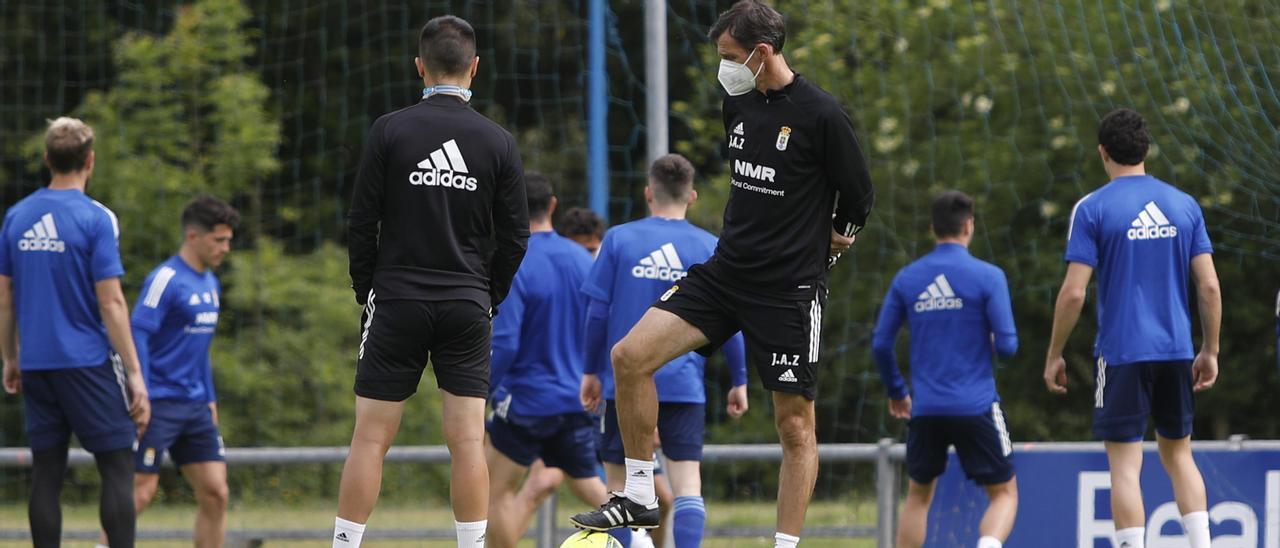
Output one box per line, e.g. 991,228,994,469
0,498,877,547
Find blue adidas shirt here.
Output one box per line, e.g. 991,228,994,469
872,244,1018,416
490,231,594,417
581,216,748,403
0,188,123,370
132,256,221,402
1065,175,1213,365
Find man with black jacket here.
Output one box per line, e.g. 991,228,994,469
569,2,874,547
334,15,528,548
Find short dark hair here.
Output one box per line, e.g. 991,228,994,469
931,190,975,238
419,16,477,77
44,117,94,174
525,172,554,219
182,195,240,232
1098,108,1150,166
648,154,695,204
708,0,786,53
559,207,604,240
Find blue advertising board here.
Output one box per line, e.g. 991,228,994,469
925,448,1280,547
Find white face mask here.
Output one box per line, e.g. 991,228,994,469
717,48,764,96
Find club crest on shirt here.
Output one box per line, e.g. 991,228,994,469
775,126,791,151
143,447,156,467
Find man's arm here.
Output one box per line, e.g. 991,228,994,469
0,275,19,394
489,278,525,391
488,137,530,310
347,118,388,305
579,298,609,413
721,332,749,418
870,285,908,400
987,270,1019,359
1190,253,1220,391
96,278,150,433
1044,262,1093,393
824,108,875,239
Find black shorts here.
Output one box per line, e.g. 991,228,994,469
651,264,825,400
355,294,490,401
906,403,1015,486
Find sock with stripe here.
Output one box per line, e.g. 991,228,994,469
332,517,366,547
977,535,1002,548
623,457,658,507
1115,527,1145,548
774,531,800,548
673,496,706,547
1182,511,1210,548
455,519,487,547
607,527,633,546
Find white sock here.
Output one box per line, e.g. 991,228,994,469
1182,511,1210,548
624,457,658,507
977,535,1002,548
333,517,366,547
1115,526,1145,548
456,519,487,547
774,532,800,548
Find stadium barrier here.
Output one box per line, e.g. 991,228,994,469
3,439,1278,547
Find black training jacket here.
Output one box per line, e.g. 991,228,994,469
347,94,529,310
709,74,875,296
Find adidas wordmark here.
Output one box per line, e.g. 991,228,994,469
1127,201,1178,240
409,139,478,191
631,243,688,281
18,213,65,253
915,274,963,312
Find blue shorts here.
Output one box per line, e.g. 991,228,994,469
488,410,599,479
136,399,225,473
22,358,135,453
906,403,1015,486
1093,359,1194,441
599,400,704,464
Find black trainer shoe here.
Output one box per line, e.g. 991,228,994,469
569,492,660,531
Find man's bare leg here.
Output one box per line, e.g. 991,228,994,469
979,478,1018,544
773,392,818,538
442,391,489,547
337,396,406,522
612,308,708,502
1106,441,1146,546
895,479,936,548
484,443,532,548
1157,434,1210,547
183,461,229,548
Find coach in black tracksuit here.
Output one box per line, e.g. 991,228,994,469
569,2,873,546
334,15,528,548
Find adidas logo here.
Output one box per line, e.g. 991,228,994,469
335,532,349,542
631,469,649,477
631,243,688,282
1127,201,1178,240
189,294,202,306
733,122,745,136
18,213,65,253
777,369,798,383
409,139,478,191
915,274,963,312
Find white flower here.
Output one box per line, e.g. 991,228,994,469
1040,201,1060,219
879,117,899,133
1049,116,1065,129
1050,135,1069,150
902,159,920,177
916,6,932,18
1100,81,1117,96
894,37,910,54
1156,0,1172,12
1173,97,1191,113
874,134,903,154
1148,143,1161,158
974,95,993,114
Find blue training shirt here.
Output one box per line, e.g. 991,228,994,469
581,216,748,403
490,231,594,417
0,188,123,370
132,256,221,402
1065,175,1213,365
872,244,1018,416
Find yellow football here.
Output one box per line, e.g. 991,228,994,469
560,530,623,548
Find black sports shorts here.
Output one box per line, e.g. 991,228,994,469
651,264,825,400
355,292,490,401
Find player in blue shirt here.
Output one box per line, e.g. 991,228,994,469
484,173,609,548
575,154,749,547
1045,109,1221,548
0,117,150,547
872,191,1019,548
108,195,236,547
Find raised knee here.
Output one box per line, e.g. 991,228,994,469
610,342,643,376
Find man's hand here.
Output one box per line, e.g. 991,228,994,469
888,396,912,419
127,370,151,437
830,228,855,257
209,402,219,426
726,384,748,418
1044,355,1068,394
2,360,19,394
1192,350,1218,392
580,373,603,414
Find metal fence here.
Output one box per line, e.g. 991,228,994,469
2,438,1273,547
